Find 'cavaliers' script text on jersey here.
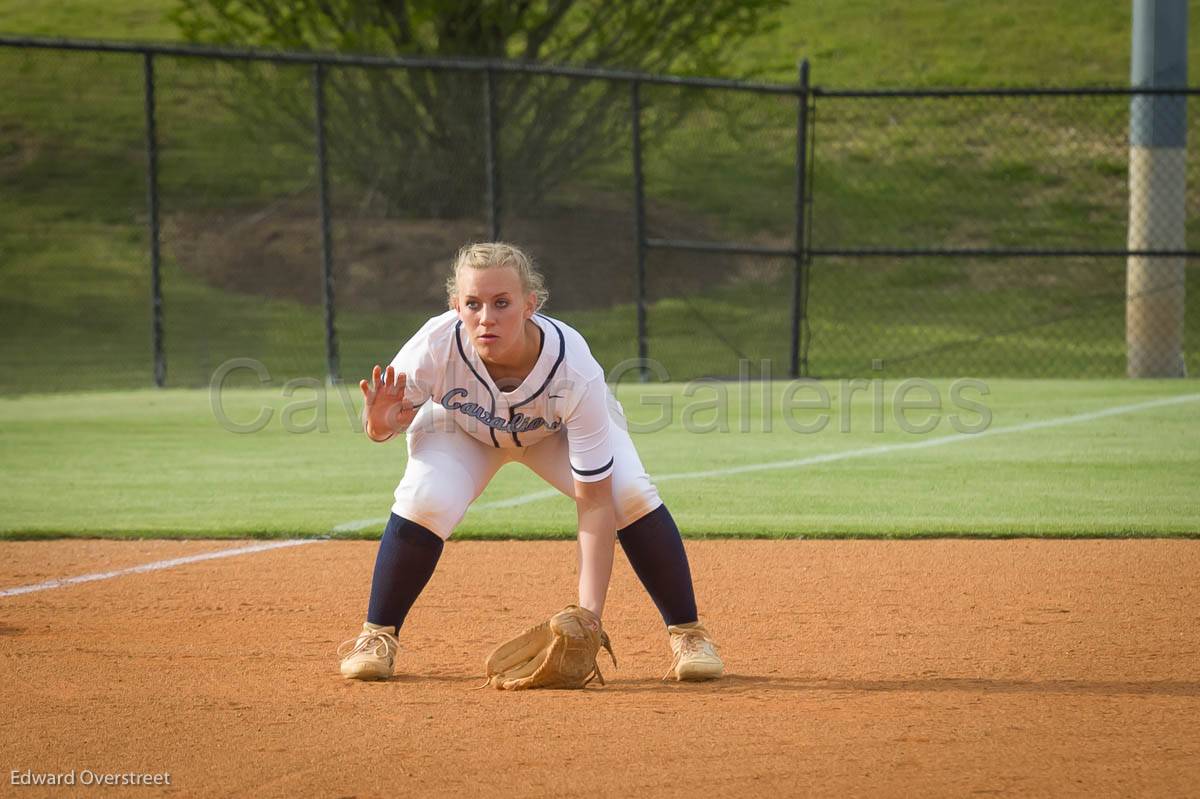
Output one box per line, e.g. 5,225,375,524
388,311,619,482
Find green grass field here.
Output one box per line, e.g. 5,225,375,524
0,5,1196,541
2,379,1196,540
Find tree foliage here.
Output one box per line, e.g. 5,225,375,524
170,0,785,218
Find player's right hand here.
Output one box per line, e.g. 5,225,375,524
360,365,417,440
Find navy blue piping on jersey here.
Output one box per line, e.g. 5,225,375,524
509,317,566,446
454,320,500,448
572,457,614,477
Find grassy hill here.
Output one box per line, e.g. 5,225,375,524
4,1,1198,86
1,2,1197,394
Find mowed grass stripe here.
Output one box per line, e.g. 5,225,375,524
332,391,1200,534
1,380,1195,539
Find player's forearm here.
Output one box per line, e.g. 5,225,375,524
575,502,617,618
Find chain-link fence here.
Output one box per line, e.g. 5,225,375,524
0,38,1196,394
807,88,1198,378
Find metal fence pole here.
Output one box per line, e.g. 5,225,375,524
483,68,501,241
790,59,811,379
313,62,340,382
631,80,648,380
142,51,166,388
1126,0,1188,378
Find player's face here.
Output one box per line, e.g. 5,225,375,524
454,266,536,365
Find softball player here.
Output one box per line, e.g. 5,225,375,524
338,243,724,683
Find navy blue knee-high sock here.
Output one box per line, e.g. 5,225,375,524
617,504,698,627
365,514,444,633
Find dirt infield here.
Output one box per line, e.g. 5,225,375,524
2,538,1198,797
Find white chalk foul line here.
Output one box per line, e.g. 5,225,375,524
17,394,1185,595
330,392,1200,534
0,539,321,598
657,391,1200,481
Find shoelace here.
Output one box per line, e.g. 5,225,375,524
662,630,718,681
337,629,399,660
583,632,619,687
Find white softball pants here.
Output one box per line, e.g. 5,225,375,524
391,399,663,540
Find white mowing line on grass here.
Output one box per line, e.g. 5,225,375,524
0,539,321,598
330,392,1200,533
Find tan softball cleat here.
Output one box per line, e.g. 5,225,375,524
338,622,399,681
664,620,725,681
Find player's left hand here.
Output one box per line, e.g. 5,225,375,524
479,605,617,690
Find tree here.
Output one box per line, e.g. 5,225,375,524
170,0,785,218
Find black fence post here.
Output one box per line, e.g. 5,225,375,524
142,51,166,388
313,62,340,383
631,80,648,380
790,59,811,379
483,68,501,241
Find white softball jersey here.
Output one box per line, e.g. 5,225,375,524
385,310,662,539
